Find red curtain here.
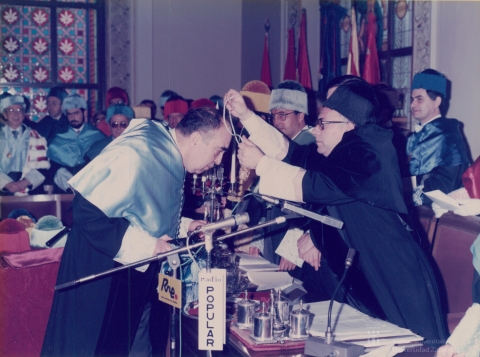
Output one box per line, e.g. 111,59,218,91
283,27,296,81
298,10,312,90
260,32,272,88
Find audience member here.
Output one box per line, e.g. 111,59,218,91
85,104,134,161
373,82,410,177
226,77,448,341
164,95,188,129
47,94,104,192
240,80,271,120
0,95,50,196
159,89,178,119
256,80,315,266
210,94,224,109
106,86,129,107
91,110,110,136
26,87,70,143
0,91,12,124
190,98,216,109
270,80,315,144
140,99,158,120
407,69,470,206
315,90,326,119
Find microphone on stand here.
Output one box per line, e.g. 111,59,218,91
192,212,250,234
198,213,249,272
255,194,344,229
304,248,365,357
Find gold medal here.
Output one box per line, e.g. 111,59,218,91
7,152,12,159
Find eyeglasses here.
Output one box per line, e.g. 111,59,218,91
316,119,347,130
7,108,24,114
110,122,128,128
271,111,295,122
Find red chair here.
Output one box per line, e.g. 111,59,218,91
0,249,62,357
431,212,480,333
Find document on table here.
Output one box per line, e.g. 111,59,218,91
302,301,423,348
275,227,305,267
236,253,279,272
424,190,460,211
247,271,293,291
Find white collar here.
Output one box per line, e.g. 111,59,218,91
413,114,441,133
72,123,85,134
170,127,178,146
291,125,311,140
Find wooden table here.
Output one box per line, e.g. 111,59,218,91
180,315,435,357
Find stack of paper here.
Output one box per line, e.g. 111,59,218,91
236,253,278,272
275,227,305,267
247,271,293,291
302,301,423,348
424,190,460,211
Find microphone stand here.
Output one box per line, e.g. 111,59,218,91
167,254,181,357
304,249,364,357
55,216,288,291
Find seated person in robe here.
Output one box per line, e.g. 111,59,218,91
164,95,189,129
24,86,70,144
0,95,50,196
47,94,104,192
85,104,134,161
407,69,470,206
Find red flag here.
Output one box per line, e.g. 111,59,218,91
261,32,272,88
283,27,296,81
362,12,380,84
347,7,360,77
298,10,312,90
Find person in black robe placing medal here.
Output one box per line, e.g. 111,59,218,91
225,77,448,342
41,107,232,357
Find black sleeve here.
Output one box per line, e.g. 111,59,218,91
422,163,469,195
283,142,356,205
473,270,480,304
73,191,130,259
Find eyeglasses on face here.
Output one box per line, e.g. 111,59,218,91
271,111,295,122
110,121,128,128
7,108,24,114
316,118,347,130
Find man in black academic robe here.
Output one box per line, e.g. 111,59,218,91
41,107,232,357
226,78,448,342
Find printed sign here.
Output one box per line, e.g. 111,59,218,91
198,268,226,351
158,273,182,309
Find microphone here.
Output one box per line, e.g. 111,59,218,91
197,212,250,233
304,248,364,357
256,194,344,229
260,195,281,205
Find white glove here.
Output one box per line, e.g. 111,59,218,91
432,202,448,218
54,167,73,192
453,199,480,217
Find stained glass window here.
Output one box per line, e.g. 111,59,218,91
0,0,104,122
337,0,414,129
